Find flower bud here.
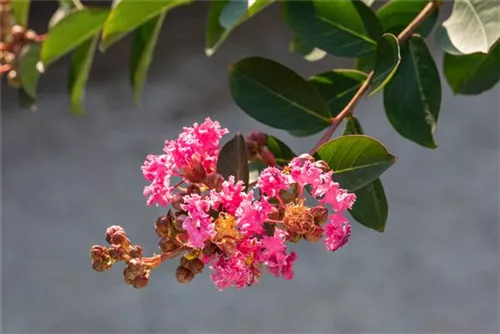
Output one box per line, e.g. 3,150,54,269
204,173,224,191
260,147,277,167
186,183,201,195
155,213,173,238
171,193,184,211
313,160,330,173
297,153,315,162
176,266,194,284
288,232,302,243
246,140,259,159
173,214,187,232
304,225,324,243
123,258,145,283
89,245,108,260
105,225,125,244
181,257,204,274
128,245,144,258
246,131,267,146
176,232,189,245
92,258,112,272
11,25,26,39
108,245,127,261
110,231,130,247
183,156,206,183
159,237,179,253
311,206,328,225
132,274,149,289
202,242,218,257
23,29,37,41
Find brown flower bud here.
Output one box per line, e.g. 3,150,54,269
11,25,26,39
297,153,315,162
288,232,302,243
176,266,194,284
246,131,267,146
123,258,146,283
89,245,108,260
155,213,173,238
183,156,206,183
260,147,277,167
246,140,259,159
202,242,218,257
108,245,127,261
311,206,328,225
304,225,324,243
176,232,189,244
180,257,204,274
204,173,224,191
92,258,112,272
128,245,144,258
132,274,149,289
171,193,184,211
173,214,186,232
110,231,130,247
23,29,37,41
159,237,179,253
186,184,201,195
105,225,125,244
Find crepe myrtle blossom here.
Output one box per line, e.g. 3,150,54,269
90,120,356,291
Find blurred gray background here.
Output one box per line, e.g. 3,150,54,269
2,1,499,333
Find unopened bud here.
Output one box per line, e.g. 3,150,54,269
289,232,302,243
159,237,179,253
123,258,145,282
108,245,127,261
110,231,130,247
92,258,112,272
202,242,218,257
23,29,37,41
180,257,204,274
89,245,108,260
205,173,224,191
247,131,267,146
297,153,315,162
304,225,324,242
132,274,149,289
173,214,186,232
11,25,26,39
246,140,259,159
128,245,144,258
313,160,330,173
171,193,184,211
260,147,277,167
105,225,125,244
176,266,194,284
183,156,206,183
155,214,173,238
176,232,189,245
311,206,328,225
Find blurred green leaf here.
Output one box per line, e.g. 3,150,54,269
18,42,42,99
384,35,441,148
289,35,327,62
217,133,249,188
342,117,388,232
249,160,267,185
444,41,500,95
315,134,396,191
101,0,190,50
129,12,166,105
11,0,30,26
355,55,375,72
48,0,75,28
68,35,98,115
266,135,296,166
41,8,109,66
368,33,400,97
437,0,500,55
18,88,37,111
361,0,375,6
377,0,439,37
206,0,273,56
309,69,367,117
283,0,382,57
229,57,331,135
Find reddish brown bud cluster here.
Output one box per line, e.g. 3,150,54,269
176,256,204,284
246,131,277,167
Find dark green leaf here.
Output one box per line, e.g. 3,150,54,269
68,35,98,115
384,35,441,148
130,12,166,105
437,0,500,55
444,41,500,95
355,55,375,72
206,0,273,56
283,0,382,57
11,0,30,26
18,43,41,99
315,135,396,191
41,8,109,66
229,57,331,135
377,0,439,37
18,88,37,111
368,33,400,97
289,35,326,62
101,0,190,50
249,160,267,185
361,0,375,7
309,69,367,117
217,133,249,188
342,117,388,232
265,135,296,166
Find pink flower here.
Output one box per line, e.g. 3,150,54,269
210,176,247,215
141,154,175,206
324,214,351,252
235,192,273,236
261,228,297,280
313,171,356,213
181,194,215,248
256,167,290,198
210,252,260,291
288,156,323,188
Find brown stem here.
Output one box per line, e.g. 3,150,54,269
308,0,439,155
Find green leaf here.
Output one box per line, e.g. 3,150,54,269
229,57,331,134
289,35,327,62
368,33,400,97
249,160,267,185
309,69,367,117
342,117,388,232
361,0,375,7
265,135,296,166
11,0,30,26
355,55,375,72
437,0,500,55
384,35,441,148
49,0,75,29
68,35,98,115
315,134,396,191
129,12,166,105
377,0,439,37
206,0,273,56
283,0,382,57
41,8,109,66
18,43,42,99
101,0,190,51
444,41,500,95
217,133,249,188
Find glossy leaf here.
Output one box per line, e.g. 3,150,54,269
343,117,388,232
266,135,296,166
206,0,273,56
377,0,439,37
11,0,30,26
68,35,98,115
289,35,327,62
101,0,190,50
309,69,367,117
444,41,500,95
41,8,109,66
384,35,441,148
229,57,331,134
368,33,400,97
283,0,382,57
18,43,41,99
315,135,396,191
437,0,500,55
130,12,166,105
217,133,249,188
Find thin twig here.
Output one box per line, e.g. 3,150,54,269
308,0,439,155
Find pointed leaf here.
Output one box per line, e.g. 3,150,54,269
101,0,190,51
229,57,331,134
315,135,396,191
68,35,98,115
368,33,400,97
206,0,273,56
11,0,30,26
18,42,42,99
361,0,375,7
265,135,296,166
41,8,109,66
283,0,382,57
377,0,439,37
217,133,249,188
49,0,75,28
384,35,441,148
444,41,500,95
129,12,166,105
289,35,327,62
309,69,367,117
437,0,500,55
